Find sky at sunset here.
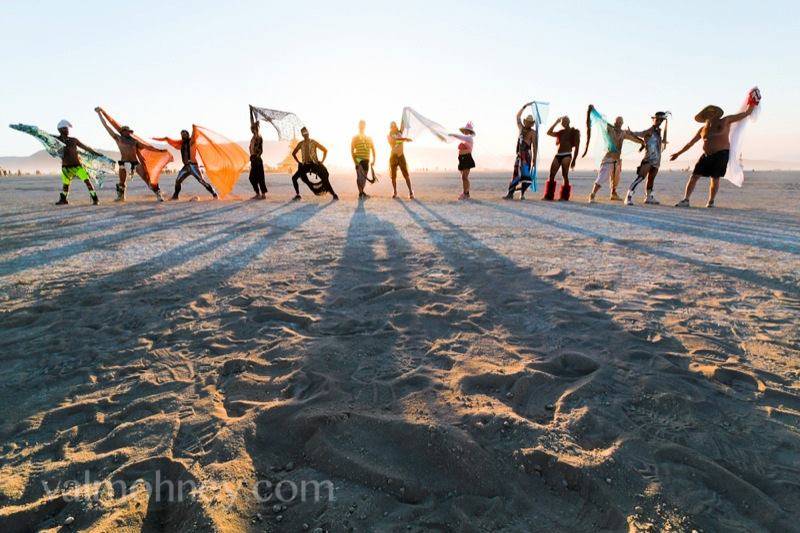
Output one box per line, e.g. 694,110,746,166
1,0,796,169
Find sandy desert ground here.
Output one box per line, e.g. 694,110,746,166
0,170,798,532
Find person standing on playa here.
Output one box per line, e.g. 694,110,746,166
54,120,102,206
291,127,338,200
352,120,376,199
248,120,267,199
388,121,413,199
154,130,218,200
671,102,757,208
543,116,579,201
449,121,476,200
623,111,669,206
504,104,538,200
584,106,643,203
95,107,167,202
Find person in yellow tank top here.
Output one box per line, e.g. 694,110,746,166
351,120,376,199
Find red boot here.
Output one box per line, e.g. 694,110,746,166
542,179,556,201
558,183,572,201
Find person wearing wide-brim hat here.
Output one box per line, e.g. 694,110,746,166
622,110,670,206
96,107,168,202
671,98,759,208
504,102,539,200
449,121,476,200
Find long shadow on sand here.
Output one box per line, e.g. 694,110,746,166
0,202,254,276
392,199,798,532
480,200,799,296
566,202,800,255
0,202,328,459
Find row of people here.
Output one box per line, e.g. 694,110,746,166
45,98,760,208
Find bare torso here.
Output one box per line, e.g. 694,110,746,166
116,135,138,162
555,128,578,153
701,118,732,153
250,134,263,157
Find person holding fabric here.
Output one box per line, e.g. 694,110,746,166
449,121,476,200
248,120,267,199
54,120,102,206
543,116,580,201
351,120,376,199
95,107,167,202
504,103,539,200
154,129,218,200
623,111,669,206
388,121,413,199
671,102,757,208
291,127,338,200
584,107,643,203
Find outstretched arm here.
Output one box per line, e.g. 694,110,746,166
76,139,103,158
725,106,756,124
623,130,645,146
670,129,702,161
448,133,472,142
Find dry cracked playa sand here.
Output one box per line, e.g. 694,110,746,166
0,171,798,532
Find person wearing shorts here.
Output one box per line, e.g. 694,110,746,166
449,121,476,200
671,102,757,208
96,107,167,202
54,120,102,206
351,120,376,199
543,116,580,201
623,111,669,205
388,121,413,199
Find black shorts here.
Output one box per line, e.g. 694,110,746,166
693,150,729,178
458,153,476,171
118,160,138,170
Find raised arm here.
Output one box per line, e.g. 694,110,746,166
152,137,182,151
516,105,526,130
670,128,702,161
725,106,756,124
547,119,560,137
95,109,119,140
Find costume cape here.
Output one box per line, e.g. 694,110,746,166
9,123,115,188
726,87,762,187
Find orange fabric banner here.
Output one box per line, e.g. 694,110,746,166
193,125,249,199
137,145,172,186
